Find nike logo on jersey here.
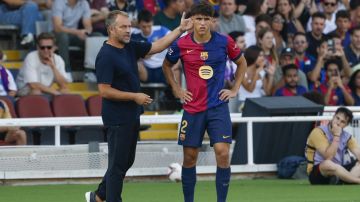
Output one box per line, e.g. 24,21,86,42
222,135,231,139
186,49,194,54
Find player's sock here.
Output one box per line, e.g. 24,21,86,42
182,166,196,202
216,167,230,202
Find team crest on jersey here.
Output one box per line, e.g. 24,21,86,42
199,65,213,80
168,47,174,55
200,52,208,60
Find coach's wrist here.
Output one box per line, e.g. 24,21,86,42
178,26,186,34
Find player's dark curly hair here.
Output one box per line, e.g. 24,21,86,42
189,1,215,17
335,107,353,124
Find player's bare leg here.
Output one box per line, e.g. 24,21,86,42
214,143,231,202
320,160,360,184
182,147,199,202
350,162,360,178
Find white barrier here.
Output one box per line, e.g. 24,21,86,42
0,106,359,180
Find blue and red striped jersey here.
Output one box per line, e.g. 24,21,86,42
166,32,242,113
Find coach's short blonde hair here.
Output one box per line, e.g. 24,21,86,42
105,10,129,30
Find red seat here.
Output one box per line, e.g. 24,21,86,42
0,96,17,118
52,94,88,117
17,95,53,118
52,94,89,144
87,95,102,116
16,95,53,145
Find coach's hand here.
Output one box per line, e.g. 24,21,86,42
134,93,153,105
219,89,237,101
173,86,193,104
179,12,193,33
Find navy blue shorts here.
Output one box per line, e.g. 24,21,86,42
178,103,232,147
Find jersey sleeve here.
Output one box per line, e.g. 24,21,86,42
347,136,358,151
308,128,329,151
132,41,152,59
95,50,114,85
165,41,180,64
226,35,242,62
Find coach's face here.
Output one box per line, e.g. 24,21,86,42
110,15,131,44
192,15,212,36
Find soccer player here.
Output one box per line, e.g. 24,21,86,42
305,107,360,185
162,2,247,202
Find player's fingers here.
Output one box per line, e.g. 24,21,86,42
181,12,186,21
185,91,193,97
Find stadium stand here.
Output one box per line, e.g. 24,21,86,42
52,94,104,144
86,95,101,116
16,95,53,145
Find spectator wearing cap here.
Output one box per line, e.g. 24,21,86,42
273,47,308,92
306,12,328,58
312,58,354,106
344,26,360,67
328,10,351,47
293,32,316,75
348,65,360,105
274,64,307,96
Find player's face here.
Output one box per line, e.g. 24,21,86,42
110,15,131,44
192,15,212,36
332,113,348,129
284,69,298,88
138,21,153,36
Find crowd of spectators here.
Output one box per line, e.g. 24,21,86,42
1,0,360,113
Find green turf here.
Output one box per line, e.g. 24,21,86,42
0,179,359,202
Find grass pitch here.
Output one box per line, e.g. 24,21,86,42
0,179,359,202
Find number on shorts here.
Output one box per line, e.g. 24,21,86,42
180,120,188,133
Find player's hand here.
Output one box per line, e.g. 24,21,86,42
134,93,153,105
331,121,342,137
173,86,193,104
219,89,237,101
179,12,193,33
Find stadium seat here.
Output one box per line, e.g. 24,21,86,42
52,94,103,144
17,95,53,118
0,96,17,118
16,95,53,145
86,95,101,116
52,94,88,117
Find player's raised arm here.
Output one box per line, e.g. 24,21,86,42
147,12,193,55
162,58,193,103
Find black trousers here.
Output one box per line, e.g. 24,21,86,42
95,120,140,202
